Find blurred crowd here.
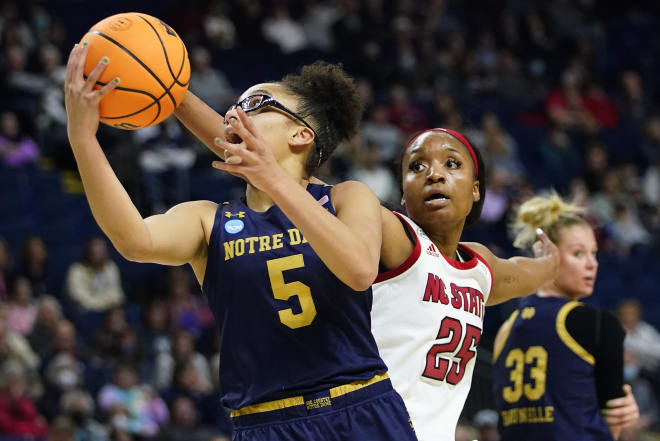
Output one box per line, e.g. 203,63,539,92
1,0,660,439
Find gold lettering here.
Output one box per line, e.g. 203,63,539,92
224,241,234,261
235,239,245,256
302,235,308,243
245,237,259,254
272,233,284,249
500,406,554,426
288,228,301,245
259,235,272,252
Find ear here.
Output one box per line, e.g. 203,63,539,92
289,126,315,148
472,181,480,202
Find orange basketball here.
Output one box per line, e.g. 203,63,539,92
79,13,190,130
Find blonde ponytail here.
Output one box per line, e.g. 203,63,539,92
512,192,586,250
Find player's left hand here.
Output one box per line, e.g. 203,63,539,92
210,107,285,190
532,228,560,279
603,384,639,430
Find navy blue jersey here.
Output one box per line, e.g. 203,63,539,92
202,183,387,409
492,295,613,441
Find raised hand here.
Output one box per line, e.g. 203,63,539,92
64,43,119,144
533,228,560,278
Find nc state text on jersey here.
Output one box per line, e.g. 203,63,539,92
422,273,486,319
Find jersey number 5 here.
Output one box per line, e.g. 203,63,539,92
422,317,481,385
267,255,317,329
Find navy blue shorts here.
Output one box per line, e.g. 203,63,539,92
230,374,417,441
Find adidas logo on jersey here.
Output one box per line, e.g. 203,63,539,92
426,243,440,258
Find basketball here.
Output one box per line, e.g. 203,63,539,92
79,13,190,130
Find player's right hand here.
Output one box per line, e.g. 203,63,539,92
532,228,560,279
64,43,119,144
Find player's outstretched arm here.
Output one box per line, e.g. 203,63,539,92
65,44,209,267
465,229,560,306
174,90,227,160
212,109,382,291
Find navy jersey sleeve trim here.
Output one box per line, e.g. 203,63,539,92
565,305,625,407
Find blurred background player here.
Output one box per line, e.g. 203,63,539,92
492,194,639,440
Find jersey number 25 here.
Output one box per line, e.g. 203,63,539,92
422,317,481,385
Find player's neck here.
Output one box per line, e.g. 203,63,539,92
426,225,464,262
245,174,309,212
537,284,575,300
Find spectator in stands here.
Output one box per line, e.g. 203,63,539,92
538,124,581,190
189,46,233,113
618,350,660,441
386,85,428,136
161,396,228,441
546,68,599,133
3,44,43,116
455,424,479,441
261,4,307,53
611,202,651,254
136,119,196,215
29,295,63,359
0,360,49,439
20,235,49,296
165,267,213,337
0,237,11,299
142,299,171,361
347,139,398,204
60,389,109,441
98,362,169,438
582,80,619,130
360,105,403,163
41,320,87,419
617,71,652,129
468,111,525,176
92,306,130,363
0,110,39,168
0,301,42,397
473,409,500,441
617,299,660,377
202,2,236,49
66,237,124,313
155,329,211,392
7,275,37,336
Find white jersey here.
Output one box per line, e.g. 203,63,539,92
372,213,493,441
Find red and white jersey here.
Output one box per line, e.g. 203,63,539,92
372,213,493,441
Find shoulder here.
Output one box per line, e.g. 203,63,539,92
330,180,380,210
461,242,496,266
166,200,218,216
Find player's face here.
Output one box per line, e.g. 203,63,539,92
224,83,312,163
401,132,479,231
554,224,599,299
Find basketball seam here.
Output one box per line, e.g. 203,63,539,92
136,15,189,87
86,76,162,126
89,29,177,108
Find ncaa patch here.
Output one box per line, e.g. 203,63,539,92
225,219,244,234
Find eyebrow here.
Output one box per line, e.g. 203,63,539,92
408,145,463,156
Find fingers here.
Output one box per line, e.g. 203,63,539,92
228,108,259,150
236,108,259,140
83,56,110,93
216,139,255,164
65,44,79,87
94,77,120,99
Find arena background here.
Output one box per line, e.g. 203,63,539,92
0,0,659,440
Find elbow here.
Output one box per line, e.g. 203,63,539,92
346,266,378,292
115,241,152,263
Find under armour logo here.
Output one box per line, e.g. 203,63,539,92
225,211,245,218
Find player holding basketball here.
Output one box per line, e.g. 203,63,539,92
491,194,639,440
64,44,417,441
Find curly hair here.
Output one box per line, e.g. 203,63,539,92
512,192,587,250
280,61,364,176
